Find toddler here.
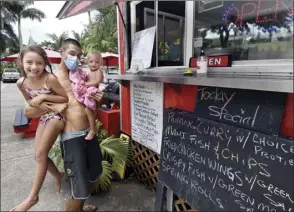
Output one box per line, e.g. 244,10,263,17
69,51,104,140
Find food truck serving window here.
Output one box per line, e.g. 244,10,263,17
193,0,293,61
131,1,186,67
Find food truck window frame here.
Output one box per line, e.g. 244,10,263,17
143,7,186,66
129,0,293,74
130,1,195,67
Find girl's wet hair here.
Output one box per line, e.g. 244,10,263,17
18,45,53,84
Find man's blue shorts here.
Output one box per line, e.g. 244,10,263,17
60,128,103,199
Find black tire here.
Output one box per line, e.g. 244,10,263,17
2,80,6,83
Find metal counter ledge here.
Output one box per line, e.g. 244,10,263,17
107,72,294,93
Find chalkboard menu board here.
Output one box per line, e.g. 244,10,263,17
194,86,286,135
131,81,164,154
158,108,294,212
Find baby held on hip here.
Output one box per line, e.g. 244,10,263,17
70,68,99,110
69,67,101,140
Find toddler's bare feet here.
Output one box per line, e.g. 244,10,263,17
85,130,96,140
55,172,64,194
10,196,39,211
53,103,67,113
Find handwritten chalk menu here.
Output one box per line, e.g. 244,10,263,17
131,81,164,154
158,108,294,212
131,26,156,69
194,86,286,135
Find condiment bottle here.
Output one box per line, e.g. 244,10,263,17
197,48,208,75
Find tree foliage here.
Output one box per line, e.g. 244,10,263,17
0,1,45,53
82,6,118,54
1,1,19,55
46,32,68,51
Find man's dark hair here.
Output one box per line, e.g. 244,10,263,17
61,38,82,50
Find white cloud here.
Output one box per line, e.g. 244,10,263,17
12,1,98,44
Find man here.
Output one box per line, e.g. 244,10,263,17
24,38,103,211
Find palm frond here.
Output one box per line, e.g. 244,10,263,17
1,1,24,18
71,30,81,42
1,20,19,53
22,1,34,7
82,5,118,53
93,161,113,192
1,2,18,22
3,21,18,42
46,33,58,41
46,32,68,50
99,137,132,166
21,8,46,21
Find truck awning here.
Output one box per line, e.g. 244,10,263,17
56,0,114,20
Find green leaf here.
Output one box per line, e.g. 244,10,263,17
99,136,132,166
93,161,113,192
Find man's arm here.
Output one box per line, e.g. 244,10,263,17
92,90,104,103
24,105,47,118
24,101,68,118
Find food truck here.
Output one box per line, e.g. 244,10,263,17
57,1,293,211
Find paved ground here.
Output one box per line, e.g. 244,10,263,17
1,82,155,211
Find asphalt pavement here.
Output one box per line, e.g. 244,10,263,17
1,82,155,211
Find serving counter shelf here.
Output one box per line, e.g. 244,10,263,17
108,71,293,93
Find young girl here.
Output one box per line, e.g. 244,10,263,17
11,45,68,211
69,51,103,140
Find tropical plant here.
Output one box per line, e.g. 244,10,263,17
0,1,19,55
72,30,82,42
82,6,118,53
3,1,46,49
46,32,68,51
95,120,108,142
39,40,54,49
49,120,131,193
93,136,132,192
71,30,88,54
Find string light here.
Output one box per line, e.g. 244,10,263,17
221,0,293,32
240,2,257,26
278,0,294,17
256,0,273,23
223,4,240,25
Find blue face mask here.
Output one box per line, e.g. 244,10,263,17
64,55,79,72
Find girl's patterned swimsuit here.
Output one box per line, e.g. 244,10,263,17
23,79,64,126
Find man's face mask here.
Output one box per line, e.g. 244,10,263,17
64,55,79,72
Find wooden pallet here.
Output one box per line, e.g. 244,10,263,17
130,140,196,211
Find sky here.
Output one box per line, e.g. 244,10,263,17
12,1,98,44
